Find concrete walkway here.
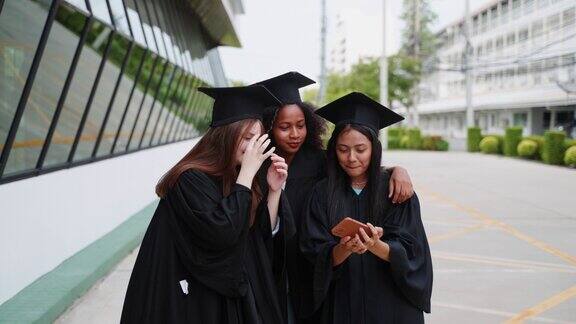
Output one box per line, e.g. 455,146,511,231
57,151,576,324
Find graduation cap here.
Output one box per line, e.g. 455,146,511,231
198,85,281,127
315,92,404,132
253,72,315,104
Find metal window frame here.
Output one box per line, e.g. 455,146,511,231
151,67,184,146
67,27,117,163
137,57,170,149
152,70,186,145
147,0,189,146
0,0,63,177
92,40,135,158
0,0,213,185
110,47,149,154
37,14,94,170
125,53,161,151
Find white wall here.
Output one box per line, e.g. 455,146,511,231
0,138,200,305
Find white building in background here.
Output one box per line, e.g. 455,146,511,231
413,0,576,148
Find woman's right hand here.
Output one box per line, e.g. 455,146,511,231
237,134,275,188
339,234,368,255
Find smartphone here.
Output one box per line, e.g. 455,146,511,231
331,217,371,238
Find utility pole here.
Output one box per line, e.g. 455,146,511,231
464,0,474,127
380,0,389,148
317,0,327,105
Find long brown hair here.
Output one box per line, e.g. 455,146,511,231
156,119,263,223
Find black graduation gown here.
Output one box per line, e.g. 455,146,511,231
121,169,290,324
258,145,326,323
299,172,433,324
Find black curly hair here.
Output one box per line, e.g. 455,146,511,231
262,102,326,150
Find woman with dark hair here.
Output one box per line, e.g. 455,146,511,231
254,72,416,323
121,85,292,324
300,92,433,324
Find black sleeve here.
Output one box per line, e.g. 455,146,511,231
167,169,252,250
382,193,433,313
162,170,253,297
299,183,339,314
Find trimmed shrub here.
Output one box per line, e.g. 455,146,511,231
504,127,523,156
517,139,538,159
542,131,566,165
565,146,576,167
421,135,450,151
564,139,576,151
388,127,404,139
437,139,449,151
480,136,500,154
388,137,401,149
467,127,482,152
483,134,504,154
523,135,545,159
407,128,422,150
387,127,406,150
400,135,410,149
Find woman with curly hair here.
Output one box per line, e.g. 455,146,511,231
254,72,416,324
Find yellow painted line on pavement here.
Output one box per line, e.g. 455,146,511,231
419,187,576,267
434,302,574,324
505,284,576,323
433,251,576,273
428,222,492,243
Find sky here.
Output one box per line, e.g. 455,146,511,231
219,0,494,84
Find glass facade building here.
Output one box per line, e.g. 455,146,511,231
0,0,235,184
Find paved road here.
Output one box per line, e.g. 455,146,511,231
57,151,576,324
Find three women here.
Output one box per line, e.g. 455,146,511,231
121,73,432,324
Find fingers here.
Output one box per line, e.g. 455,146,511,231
393,182,403,204
340,236,351,245
359,228,371,244
257,139,271,154
247,133,259,150
388,179,394,198
366,223,378,238
262,146,276,160
270,153,284,163
376,227,384,238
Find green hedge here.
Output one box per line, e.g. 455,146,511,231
467,127,482,152
565,146,576,167
400,135,410,149
480,136,500,154
387,127,407,150
517,139,538,159
564,139,576,151
504,127,523,157
483,134,504,154
523,135,545,159
421,136,449,151
542,131,566,165
407,128,422,150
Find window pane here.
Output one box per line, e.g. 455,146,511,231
108,0,132,37
44,19,109,167
153,68,183,145
114,50,156,153
128,56,165,150
140,61,174,148
4,3,86,175
88,0,112,25
74,32,129,162
96,43,146,157
0,0,49,156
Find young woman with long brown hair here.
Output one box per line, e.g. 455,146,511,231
121,85,292,324
254,72,416,324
